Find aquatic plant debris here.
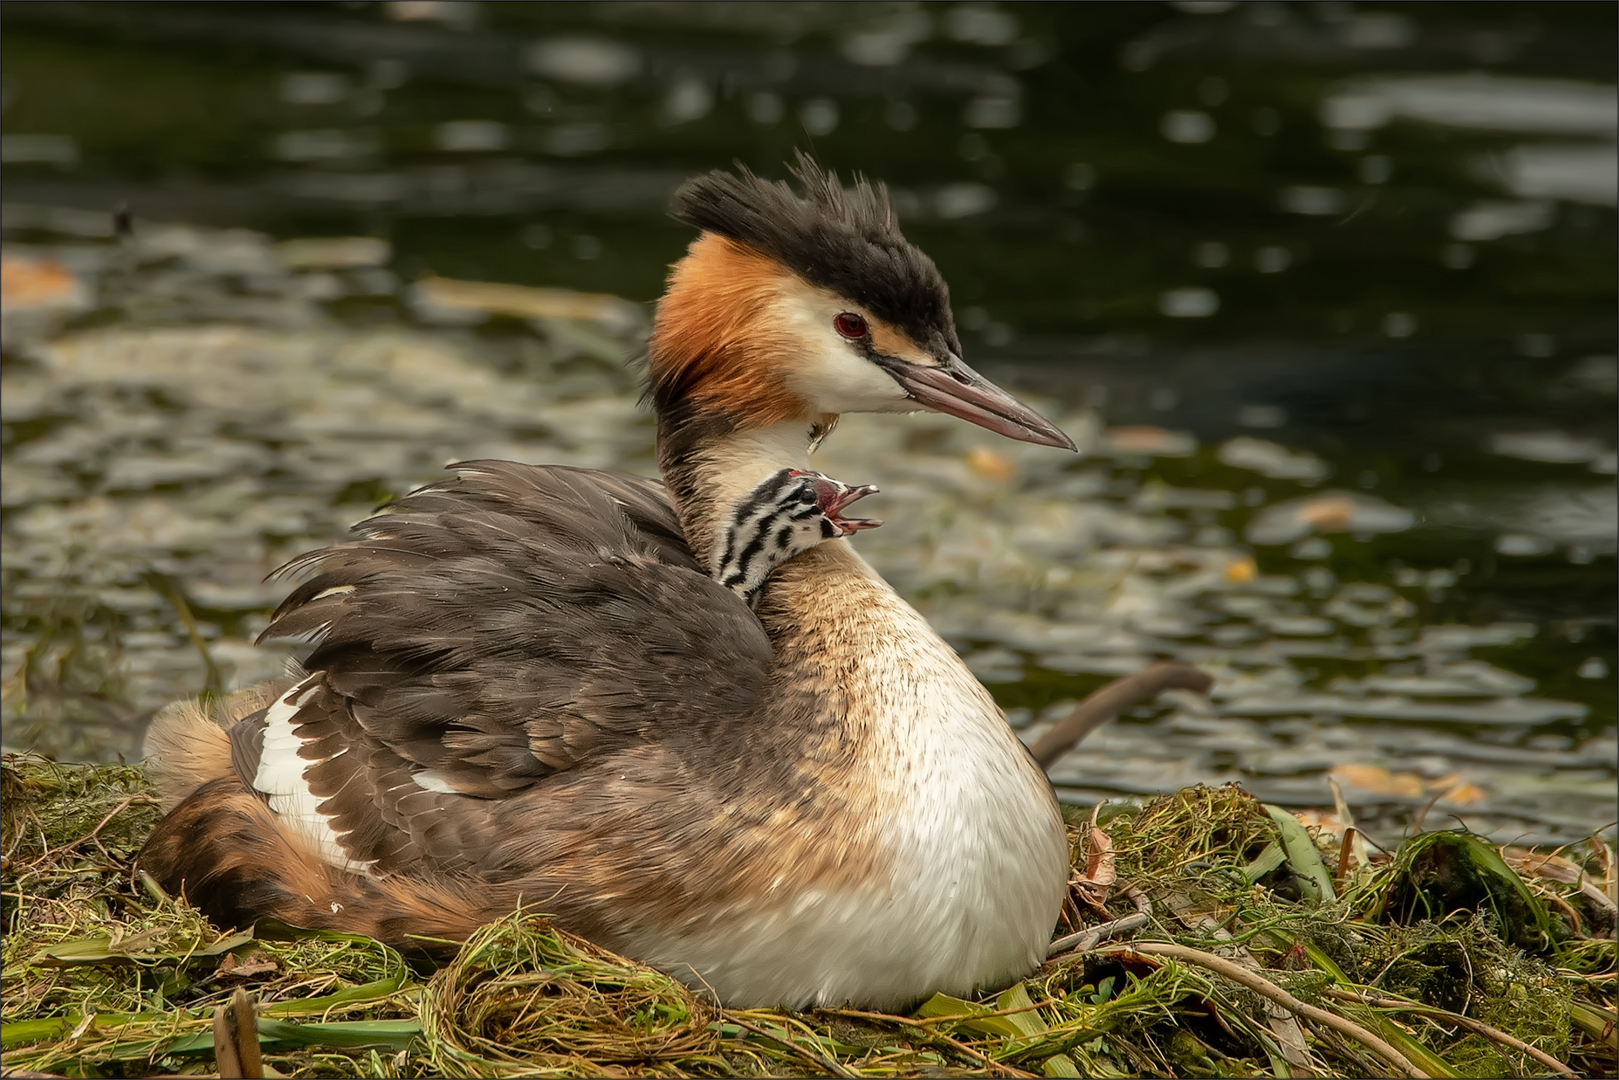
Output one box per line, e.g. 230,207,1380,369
3,757,1613,1078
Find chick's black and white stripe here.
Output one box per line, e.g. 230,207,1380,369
713,470,843,603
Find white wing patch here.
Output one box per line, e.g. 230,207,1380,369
411,768,459,794
310,585,356,601
252,678,376,876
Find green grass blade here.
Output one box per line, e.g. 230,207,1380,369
165,1017,421,1054
260,976,412,1017
1265,804,1336,902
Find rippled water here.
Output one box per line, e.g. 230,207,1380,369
2,3,1614,844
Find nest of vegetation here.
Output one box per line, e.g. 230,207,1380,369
3,756,1614,1079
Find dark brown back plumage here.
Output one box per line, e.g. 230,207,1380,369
260,461,771,798
144,461,779,909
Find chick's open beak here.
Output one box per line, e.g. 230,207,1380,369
814,480,883,535
876,353,1077,451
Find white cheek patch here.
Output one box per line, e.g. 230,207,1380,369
252,679,376,876
773,292,913,414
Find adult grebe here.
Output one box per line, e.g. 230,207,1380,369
140,155,1076,1010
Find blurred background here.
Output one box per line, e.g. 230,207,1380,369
1,1,1614,843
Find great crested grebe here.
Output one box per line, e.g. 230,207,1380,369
139,155,1077,1010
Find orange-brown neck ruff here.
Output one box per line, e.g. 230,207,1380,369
650,234,827,562
649,234,815,434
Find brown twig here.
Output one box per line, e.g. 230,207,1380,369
1335,826,1357,888
1046,911,1149,958
825,1009,1040,1078
213,986,264,1079
1410,788,1446,834
1030,662,1213,769
880,999,1053,1026
1098,942,1429,1079
1543,891,1586,937
1323,988,1579,1078
23,794,156,870
1159,890,1317,1078
1047,883,1154,958
2,800,42,864
728,1015,857,1079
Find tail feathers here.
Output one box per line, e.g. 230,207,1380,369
143,681,292,811
137,776,515,958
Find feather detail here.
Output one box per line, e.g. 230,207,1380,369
251,460,772,823
250,678,376,876
647,234,810,428
143,683,286,811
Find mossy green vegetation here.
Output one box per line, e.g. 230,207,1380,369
3,757,1613,1078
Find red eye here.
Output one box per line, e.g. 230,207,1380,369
834,312,868,339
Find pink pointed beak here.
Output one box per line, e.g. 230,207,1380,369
813,480,882,535
875,352,1077,451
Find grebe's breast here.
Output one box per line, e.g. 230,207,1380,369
631,541,1069,1009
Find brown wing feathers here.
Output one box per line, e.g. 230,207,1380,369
142,460,777,938
263,461,768,851
292,674,499,873
264,462,769,789
138,773,518,954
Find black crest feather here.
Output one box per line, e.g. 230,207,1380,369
670,152,959,356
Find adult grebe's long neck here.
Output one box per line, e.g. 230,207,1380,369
656,409,820,569
647,231,841,563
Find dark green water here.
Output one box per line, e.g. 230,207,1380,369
2,2,1614,843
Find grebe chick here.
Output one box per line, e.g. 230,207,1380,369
715,468,879,605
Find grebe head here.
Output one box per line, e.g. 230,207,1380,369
713,468,881,604
650,152,1075,451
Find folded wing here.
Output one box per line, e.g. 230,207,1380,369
243,460,773,872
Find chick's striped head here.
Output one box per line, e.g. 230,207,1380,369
713,469,881,604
